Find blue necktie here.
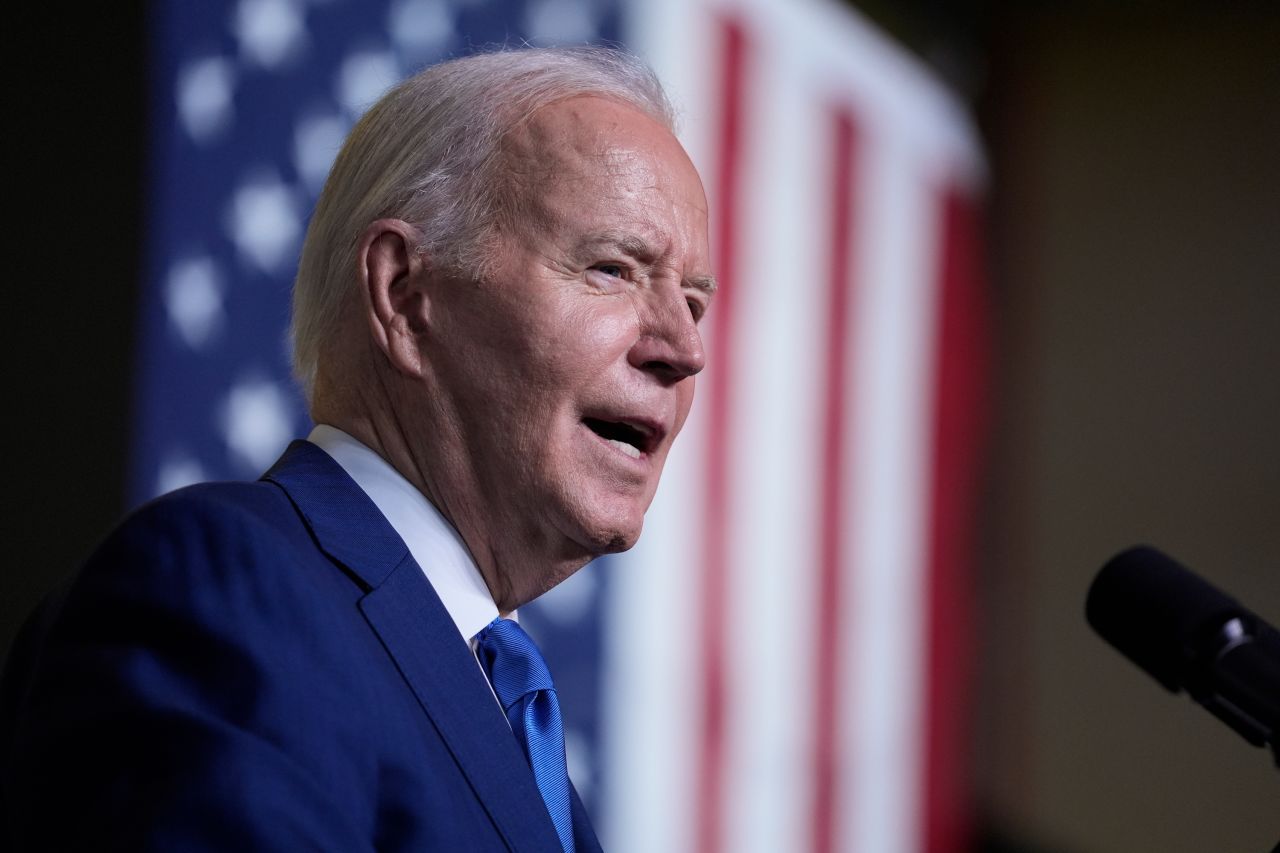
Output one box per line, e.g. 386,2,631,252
475,617,575,853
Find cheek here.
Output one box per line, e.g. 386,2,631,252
552,304,638,368
672,377,697,435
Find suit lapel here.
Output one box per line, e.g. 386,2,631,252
263,442,564,852
361,564,565,852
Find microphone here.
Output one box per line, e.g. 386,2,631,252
1086,545,1280,766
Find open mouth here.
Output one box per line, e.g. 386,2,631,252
583,417,654,460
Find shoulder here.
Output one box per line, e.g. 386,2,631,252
61,478,352,636
0,479,389,850
117,478,302,545
10,476,372,712
93,479,309,575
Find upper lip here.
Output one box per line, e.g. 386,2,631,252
581,411,667,455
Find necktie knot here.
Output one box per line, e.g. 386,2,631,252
474,617,575,853
475,617,555,710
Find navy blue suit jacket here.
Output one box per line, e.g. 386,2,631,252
1,441,602,851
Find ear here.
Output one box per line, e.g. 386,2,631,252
357,218,430,377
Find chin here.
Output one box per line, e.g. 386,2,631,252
600,531,637,554
546,469,655,557
576,520,642,556
566,502,645,556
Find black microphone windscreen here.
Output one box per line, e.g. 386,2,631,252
1085,546,1248,694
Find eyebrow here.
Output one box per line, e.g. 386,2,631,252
685,274,718,296
574,231,656,263
574,231,718,295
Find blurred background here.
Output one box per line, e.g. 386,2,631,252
7,1,1278,851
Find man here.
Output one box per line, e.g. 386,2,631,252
1,47,713,851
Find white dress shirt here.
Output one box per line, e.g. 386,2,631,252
306,424,506,643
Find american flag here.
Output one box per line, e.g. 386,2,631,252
133,1,986,850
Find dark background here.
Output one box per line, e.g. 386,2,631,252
8,2,1279,851
10,3,146,644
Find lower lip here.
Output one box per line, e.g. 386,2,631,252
582,423,651,468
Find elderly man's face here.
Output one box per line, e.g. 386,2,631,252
422,96,713,592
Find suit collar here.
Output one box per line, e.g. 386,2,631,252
261,441,570,851
262,440,407,590
305,426,500,639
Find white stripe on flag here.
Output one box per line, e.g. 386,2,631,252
840,125,943,853
719,20,827,853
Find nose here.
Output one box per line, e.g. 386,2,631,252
628,292,706,383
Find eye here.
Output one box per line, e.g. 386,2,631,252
586,261,632,294
687,297,706,323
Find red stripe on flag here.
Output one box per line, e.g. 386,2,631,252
923,187,987,853
697,15,747,853
811,107,860,853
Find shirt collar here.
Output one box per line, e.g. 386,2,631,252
307,424,503,641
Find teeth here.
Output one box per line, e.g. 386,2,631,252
606,438,642,459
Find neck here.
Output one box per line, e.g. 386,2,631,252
311,372,589,612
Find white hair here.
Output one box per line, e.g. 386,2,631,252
290,46,677,401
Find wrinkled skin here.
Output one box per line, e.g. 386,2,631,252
319,96,715,612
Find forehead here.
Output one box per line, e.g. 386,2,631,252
501,96,709,232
